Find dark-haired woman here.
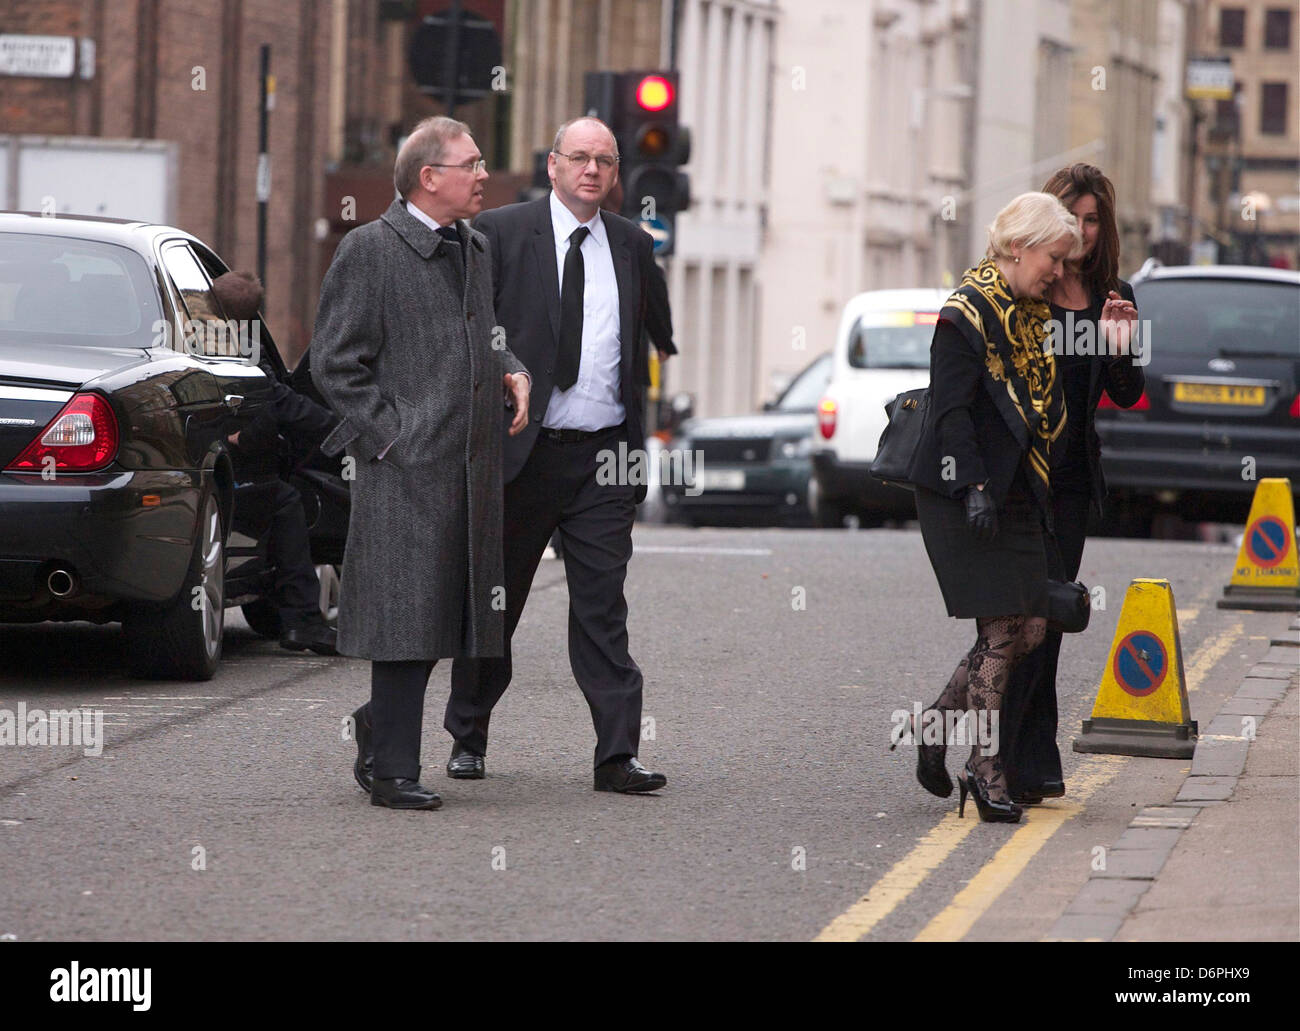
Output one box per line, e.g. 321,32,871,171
907,192,1080,824
1000,164,1144,805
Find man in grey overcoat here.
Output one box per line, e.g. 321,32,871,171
311,116,531,811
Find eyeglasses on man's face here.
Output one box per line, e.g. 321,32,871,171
553,150,619,171
427,158,487,174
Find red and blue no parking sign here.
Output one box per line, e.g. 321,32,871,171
1112,630,1168,698
1244,515,1292,569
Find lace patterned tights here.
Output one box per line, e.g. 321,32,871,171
930,615,1046,800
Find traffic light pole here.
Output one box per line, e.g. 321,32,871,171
257,44,270,311
444,0,463,118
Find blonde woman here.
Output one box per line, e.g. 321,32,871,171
906,193,1081,823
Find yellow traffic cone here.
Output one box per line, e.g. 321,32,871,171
1073,578,1197,759
1218,478,1299,612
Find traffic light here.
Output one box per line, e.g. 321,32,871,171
584,70,691,256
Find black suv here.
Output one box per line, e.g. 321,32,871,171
1096,262,1300,533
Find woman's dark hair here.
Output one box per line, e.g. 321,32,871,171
1040,164,1120,297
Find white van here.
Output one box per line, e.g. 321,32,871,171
808,288,948,527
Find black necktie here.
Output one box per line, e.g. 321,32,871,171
555,225,589,391
437,225,464,281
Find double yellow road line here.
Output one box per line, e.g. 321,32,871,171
815,617,1242,942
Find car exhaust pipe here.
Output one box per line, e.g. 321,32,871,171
47,568,77,598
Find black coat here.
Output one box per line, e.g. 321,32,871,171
473,195,655,501
909,317,1037,513
909,281,1145,515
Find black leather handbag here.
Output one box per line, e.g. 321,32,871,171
1043,530,1090,633
1045,579,1091,634
868,387,929,489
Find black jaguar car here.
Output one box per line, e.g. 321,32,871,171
0,213,348,679
1096,262,1300,534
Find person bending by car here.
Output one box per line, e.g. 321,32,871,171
906,192,1080,824
998,165,1142,805
211,271,340,656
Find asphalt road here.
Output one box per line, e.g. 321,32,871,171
0,525,1289,940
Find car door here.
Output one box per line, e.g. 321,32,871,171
157,240,277,577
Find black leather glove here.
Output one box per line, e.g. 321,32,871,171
232,407,280,456
963,485,997,542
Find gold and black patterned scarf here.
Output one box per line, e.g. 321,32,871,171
941,258,1065,511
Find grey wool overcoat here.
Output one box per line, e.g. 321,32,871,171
311,199,528,660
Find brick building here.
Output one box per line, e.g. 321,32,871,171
1,0,331,361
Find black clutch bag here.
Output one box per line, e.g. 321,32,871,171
1045,579,1090,634
868,387,929,489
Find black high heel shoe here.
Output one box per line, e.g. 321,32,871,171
891,711,952,798
957,762,1022,823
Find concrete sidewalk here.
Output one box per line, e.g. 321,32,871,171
1049,615,1300,942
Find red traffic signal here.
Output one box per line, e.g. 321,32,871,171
636,75,674,112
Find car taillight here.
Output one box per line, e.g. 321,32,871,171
5,392,120,473
1290,393,1300,418
817,397,837,439
1098,389,1149,411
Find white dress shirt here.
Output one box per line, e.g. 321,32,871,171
543,190,624,431
405,199,446,234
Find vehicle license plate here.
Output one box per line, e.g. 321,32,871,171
1172,382,1266,406
698,468,746,490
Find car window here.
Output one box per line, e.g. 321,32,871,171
847,311,938,369
777,353,832,410
1134,279,1300,358
161,242,237,357
0,232,163,346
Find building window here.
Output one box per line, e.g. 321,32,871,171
1260,82,1288,135
1213,83,1242,139
1219,7,1245,47
1264,8,1292,49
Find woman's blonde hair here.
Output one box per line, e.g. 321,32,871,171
986,191,1082,261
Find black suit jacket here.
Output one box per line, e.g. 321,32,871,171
474,195,654,501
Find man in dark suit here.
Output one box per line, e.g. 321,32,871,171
443,116,667,793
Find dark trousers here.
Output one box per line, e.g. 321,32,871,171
361,660,437,780
444,426,643,768
1002,488,1091,794
267,480,322,630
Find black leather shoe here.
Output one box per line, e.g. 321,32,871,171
1014,779,1064,804
1037,779,1065,798
594,757,666,794
446,742,485,779
280,623,338,655
370,777,442,810
350,705,373,793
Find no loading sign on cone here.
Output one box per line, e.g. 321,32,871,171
1074,578,1197,759
1243,515,1291,570
1112,631,1167,698
1219,478,1300,611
